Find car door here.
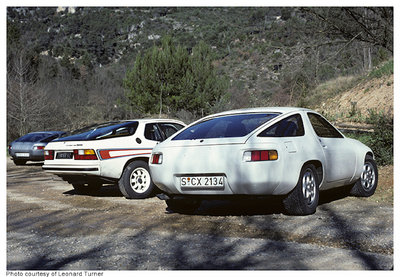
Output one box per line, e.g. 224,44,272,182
307,113,356,184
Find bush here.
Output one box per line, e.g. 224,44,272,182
368,59,393,79
347,112,393,166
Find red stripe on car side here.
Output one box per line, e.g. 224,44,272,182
99,149,152,160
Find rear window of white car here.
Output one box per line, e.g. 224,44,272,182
15,133,54,142
172,113,280,140
57,121,139,141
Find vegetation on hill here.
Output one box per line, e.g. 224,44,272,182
7,7,393,159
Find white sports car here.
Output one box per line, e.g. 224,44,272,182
43,119,185,198
149,107,378,215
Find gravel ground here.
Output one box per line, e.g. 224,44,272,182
6,159,393,270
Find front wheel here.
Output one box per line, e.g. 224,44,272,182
283,164,320,216
349,157,378,197
118,160,154,199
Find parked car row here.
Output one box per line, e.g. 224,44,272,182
8,107,379,215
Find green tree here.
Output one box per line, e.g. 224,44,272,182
124,36,227,116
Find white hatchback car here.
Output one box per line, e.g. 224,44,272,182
43,119,185,198
150,107,378,215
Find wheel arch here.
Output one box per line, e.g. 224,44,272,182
122,156,149,175
302,160,323,186
365,151,374,160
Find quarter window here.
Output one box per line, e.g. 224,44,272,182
159,123,184,138
258,114,304,137
307,113,343,138
144,124,163,141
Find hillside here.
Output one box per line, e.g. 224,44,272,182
7,7,393,142
310,66,394,204
316,74,393,121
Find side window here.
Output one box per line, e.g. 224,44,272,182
258,114,304,137
159,123,184,138
144,124,163,141
307,113,343,138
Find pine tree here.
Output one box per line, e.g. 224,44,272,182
124,36,227,117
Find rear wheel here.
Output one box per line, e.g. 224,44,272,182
118,160,154,199
350,157,378,197
283,164,320,216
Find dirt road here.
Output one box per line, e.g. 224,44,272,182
6,158,393,270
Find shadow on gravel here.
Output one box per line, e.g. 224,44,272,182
187,197,283,216
319,205,385,270
7,202,392,270
319,186,352,205
165,186,352,217
13,162,44,167
62,184,123,197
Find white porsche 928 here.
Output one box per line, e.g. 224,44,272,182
43,119,185,199
149,107,378,215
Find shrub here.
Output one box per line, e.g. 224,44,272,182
347,112,393,166
368,59,393,79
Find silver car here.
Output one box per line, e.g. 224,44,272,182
8,131,66,165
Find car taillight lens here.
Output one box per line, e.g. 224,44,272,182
151,153,163,164
243,150,278,162
44,150,54,160
73,149,98,160
33,146,45,150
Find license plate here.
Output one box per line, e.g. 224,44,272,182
56,152,73,159
180,176,224,189
15,153,29,157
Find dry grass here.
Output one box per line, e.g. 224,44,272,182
307,75,359,109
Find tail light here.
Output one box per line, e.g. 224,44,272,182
33,146,45,150
73,149,98,160
151,153,163,164
44,150,54,160
243,150,278,162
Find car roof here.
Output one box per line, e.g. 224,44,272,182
122,118,185,124
205,107,312,118
27,131,65,135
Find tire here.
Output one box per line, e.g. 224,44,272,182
13,159,26,166
72,182,102,194
283,164,320,216
350,157,378,197
118,160,154,199
165,198,201,214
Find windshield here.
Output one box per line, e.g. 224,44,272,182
57,121,139,141
173,113,280,140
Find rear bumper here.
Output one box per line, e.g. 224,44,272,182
42,162,100,176
10,150,44,161
42,166,99,172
